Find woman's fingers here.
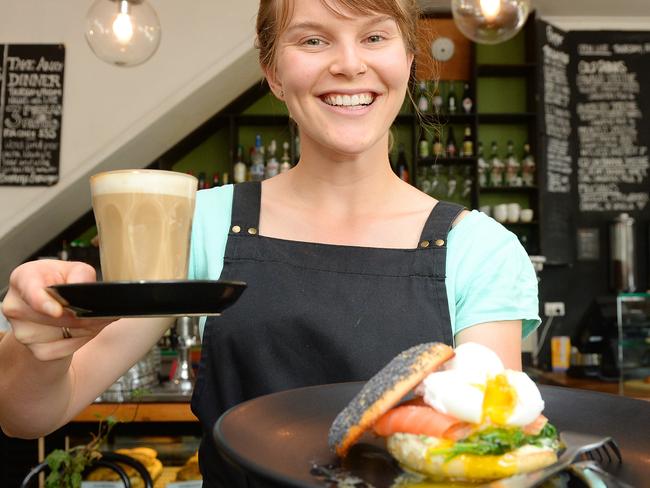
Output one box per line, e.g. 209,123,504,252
3,259,113,356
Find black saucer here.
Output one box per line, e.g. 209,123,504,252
47,280,246,318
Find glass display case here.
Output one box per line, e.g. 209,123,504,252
616,293,650,398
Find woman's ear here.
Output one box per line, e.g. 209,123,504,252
263,66,284,101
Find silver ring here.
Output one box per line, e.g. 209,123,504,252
61,327,72,339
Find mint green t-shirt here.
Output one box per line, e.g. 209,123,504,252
189,185,541,339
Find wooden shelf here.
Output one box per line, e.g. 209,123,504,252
73,403,197,423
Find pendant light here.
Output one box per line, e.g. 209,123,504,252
85,0,161,67
452,0,531,45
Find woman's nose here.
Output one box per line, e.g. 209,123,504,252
329,44,367,78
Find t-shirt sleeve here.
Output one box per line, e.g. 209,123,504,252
446,211,541,339
188,184,233,281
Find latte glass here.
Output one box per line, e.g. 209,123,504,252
90,169,197,282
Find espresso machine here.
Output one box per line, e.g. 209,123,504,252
570,213,642,379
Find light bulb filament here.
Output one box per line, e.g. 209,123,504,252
479,0,501,22
112,0,134,45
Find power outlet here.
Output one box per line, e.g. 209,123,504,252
544,302,565,317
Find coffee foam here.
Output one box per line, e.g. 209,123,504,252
91,170,197,198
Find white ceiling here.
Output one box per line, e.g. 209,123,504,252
419,0,650,16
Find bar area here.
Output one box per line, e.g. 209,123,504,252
1,0,649,486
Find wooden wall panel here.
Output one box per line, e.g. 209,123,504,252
415,18,472,81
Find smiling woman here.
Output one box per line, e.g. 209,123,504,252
0,1,540,487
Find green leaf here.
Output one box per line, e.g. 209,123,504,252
45,448,68,472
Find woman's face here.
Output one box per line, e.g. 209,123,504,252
268,0,413,159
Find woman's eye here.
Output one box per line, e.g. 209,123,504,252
303,38,323,46
367,34,385,43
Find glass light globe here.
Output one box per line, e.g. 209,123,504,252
452,0,530,45
85,0,161,67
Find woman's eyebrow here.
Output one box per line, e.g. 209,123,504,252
285,15,395,35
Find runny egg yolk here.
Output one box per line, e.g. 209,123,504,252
482,373,517,425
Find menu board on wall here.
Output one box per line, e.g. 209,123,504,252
537,21,574,264
572,32,650,214
0,44,65,186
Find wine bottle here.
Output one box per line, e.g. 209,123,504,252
446,127,457,158
522,143,536,186
417,81,429,113
477,142,488,188
488,141,504,187
432,83,444,115
395,144,410,183
280,141,292,173
504,139,521,187
461,83,473,114
418,131,430,159
462,125,473,157
433,130,444,157
233,145,247,183
265,139,280,178
447,81,457,114
250,134,266,181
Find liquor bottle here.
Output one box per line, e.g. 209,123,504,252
265,139,280,178
211,172,220,188
461,83,473,114
197,171,207,190
521,143,536,186
447,81,457,114
433,130,444,157
432,83,444,115
504,140,521,187
461,165,473,201
222,172,230,185
417,81,429,113
477,142,488,188
418,131,429,159
280,141,292,173
462,125,474,157
445,127,457,158
395,143,410,183
293,134,301,165
249,134,266,181
488,141,504,187
233,144,247,183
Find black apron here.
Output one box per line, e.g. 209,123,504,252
191,181,463,487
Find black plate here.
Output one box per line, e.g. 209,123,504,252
214,382,650,488
47,280,246,318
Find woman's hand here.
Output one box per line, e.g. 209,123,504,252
2,259,114,361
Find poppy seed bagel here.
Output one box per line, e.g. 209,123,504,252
328,342,454,457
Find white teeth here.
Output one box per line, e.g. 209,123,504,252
323,92,375,107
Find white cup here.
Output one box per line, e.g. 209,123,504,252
479,205,491,216
507,203,521,223
493,204,508,223
520,208,534,223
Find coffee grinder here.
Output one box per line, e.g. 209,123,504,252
169,316,199,394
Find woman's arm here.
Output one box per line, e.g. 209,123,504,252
455,320,523,370
0,260,174,438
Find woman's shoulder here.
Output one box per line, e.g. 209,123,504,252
449,210,514,245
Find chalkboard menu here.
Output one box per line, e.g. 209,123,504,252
572,32,650,214
537,23,650,265
537,21,575,264
0,44,65,186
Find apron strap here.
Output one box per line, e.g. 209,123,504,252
419,201,465,245
230,181,262,233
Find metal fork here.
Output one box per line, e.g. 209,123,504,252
569,460,633,488
481,431,623,488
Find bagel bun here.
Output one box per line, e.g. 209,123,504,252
387,433,557,482
328,342,454,457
